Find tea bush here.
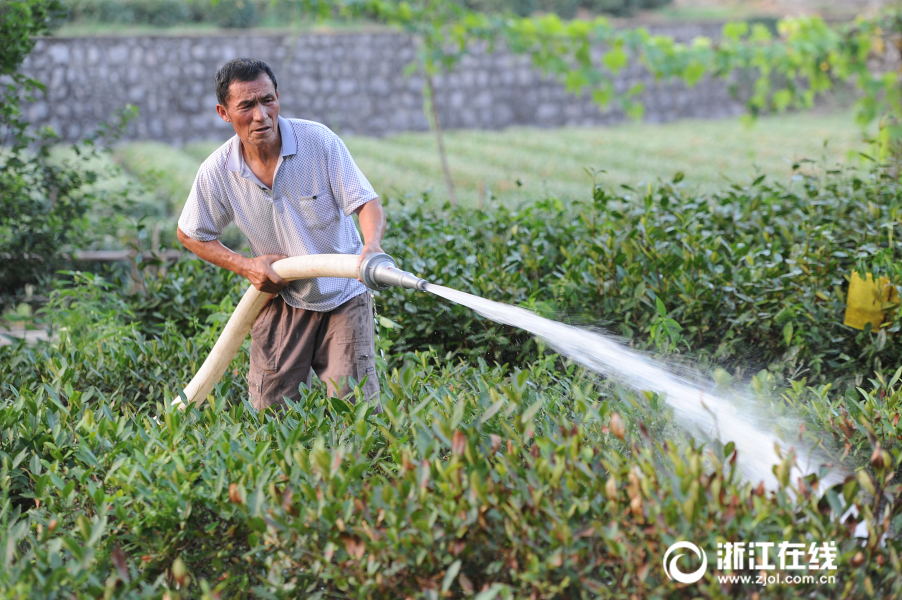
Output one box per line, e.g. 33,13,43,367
0,262,250,408
2,166,902,597
1,351,900,598
381,167,902,391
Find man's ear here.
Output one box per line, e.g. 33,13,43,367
216,104,231,123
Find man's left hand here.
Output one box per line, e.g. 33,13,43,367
355,198,387,282
358,242,384,281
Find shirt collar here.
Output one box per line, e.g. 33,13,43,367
277,116,297,157
226,115,296,173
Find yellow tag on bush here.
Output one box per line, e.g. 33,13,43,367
844,271,899,330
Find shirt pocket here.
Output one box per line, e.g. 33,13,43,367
287,188,339,231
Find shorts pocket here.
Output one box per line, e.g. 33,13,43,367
251,297,274,336
354,341,379,401
247,369,265,409
250,300,282,373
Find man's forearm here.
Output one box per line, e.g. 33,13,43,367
356,198,386,249
176,227,288,293
177,227,250,275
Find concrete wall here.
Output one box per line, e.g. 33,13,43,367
22,23,745,144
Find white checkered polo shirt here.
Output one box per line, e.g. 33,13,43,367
178,116,378,312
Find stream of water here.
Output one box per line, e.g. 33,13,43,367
426,283,838,490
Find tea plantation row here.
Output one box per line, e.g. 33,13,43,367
1,167,900,598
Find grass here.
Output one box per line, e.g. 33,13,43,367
632,4,778,23
347,110,869,204
116,110,870,211
635,0,863,23
113,142,207,214
51,18,391,37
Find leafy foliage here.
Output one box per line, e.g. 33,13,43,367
380,166,902,389
65,0,264,29
61,0,672,28
5,4,902,593
0,0,134,302
488,9,902,148
2,166,902,597
1,344,900,598
0,262,249,408
8,165,902,403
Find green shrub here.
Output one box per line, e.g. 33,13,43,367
1,0,70,297
7,165,900,402
380,167,902,390
0,260,249,408
452,0,675,18
0,1,137,305
582,0,671,17
60,0,673,29
444,0,675,18
2,166,901,597
209,0,257,28
64,0,264,28
7,164,901,403
66,0,192,26
0,146,93,293
1,346,899,598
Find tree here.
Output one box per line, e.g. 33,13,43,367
0,0,64,148
0,0,129,301
493,8,902,165
282,2,902,203
416,4,899,161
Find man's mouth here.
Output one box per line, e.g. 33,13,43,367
253,125,271,134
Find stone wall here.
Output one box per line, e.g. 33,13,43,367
22,23,745,144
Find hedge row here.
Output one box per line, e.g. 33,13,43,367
3,166,901,416
381,167,902,389
60,0,673,29
1,349,900,598
2,167,901,596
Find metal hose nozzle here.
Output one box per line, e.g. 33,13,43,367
359,253,428,291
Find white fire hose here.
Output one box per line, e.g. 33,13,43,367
174,252,426,410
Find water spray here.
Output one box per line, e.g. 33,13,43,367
424,283,845,491
176,252,839,492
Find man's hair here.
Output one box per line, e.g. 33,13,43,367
214,58,278,107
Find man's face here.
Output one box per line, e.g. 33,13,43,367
217,74,280,149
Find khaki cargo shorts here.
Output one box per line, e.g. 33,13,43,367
247,292,380,411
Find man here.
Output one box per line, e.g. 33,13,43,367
177,58,386,411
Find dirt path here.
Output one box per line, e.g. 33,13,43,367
0,325,54,346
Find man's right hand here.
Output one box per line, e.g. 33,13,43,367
175,228,289,294
242,254,289,294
